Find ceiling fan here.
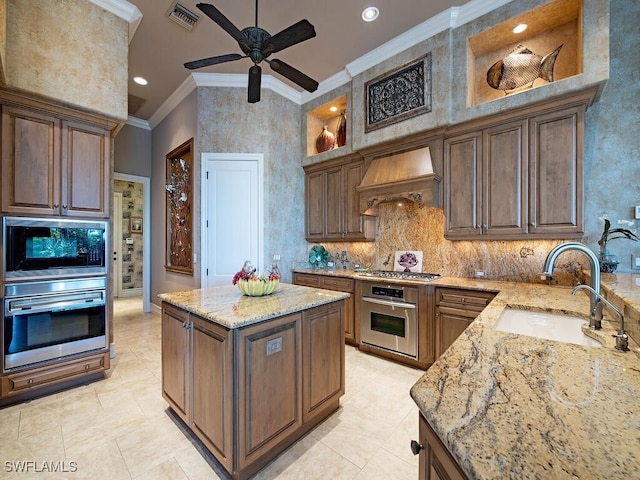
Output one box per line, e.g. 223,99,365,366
184,1,319,103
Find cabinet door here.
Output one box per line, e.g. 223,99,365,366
302,301,345,423
1,105,61,215
191,315,233,471
161,303,189,422
483,120,527,236
435,308,474,359
325,165,344,239
418,413,468,480
61,120,110,217
305,171,325,240
237,313,303,471
343,160,366,239
529,106,584,236
444,132,482,238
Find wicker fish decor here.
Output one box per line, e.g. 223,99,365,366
487,44,563,92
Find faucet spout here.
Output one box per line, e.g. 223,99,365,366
542,242,601,329
572,284,629,351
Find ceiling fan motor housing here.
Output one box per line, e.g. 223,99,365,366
241,27,271,64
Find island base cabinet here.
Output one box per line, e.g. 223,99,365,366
161,303,189,422
237,313,303,472
191,315,233,472
161,300,345,480
418,413,468,480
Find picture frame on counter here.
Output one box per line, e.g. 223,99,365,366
365,53,432,133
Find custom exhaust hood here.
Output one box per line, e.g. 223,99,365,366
355,145,440,215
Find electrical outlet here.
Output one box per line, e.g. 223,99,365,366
632,254,640,270
273,254,280,261
475,270,485,278
635,206,640,219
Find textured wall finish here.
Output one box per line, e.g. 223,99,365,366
114,180,144,290
5,0,128,120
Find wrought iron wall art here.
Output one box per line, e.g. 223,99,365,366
165,138,194,275
365,53,432,133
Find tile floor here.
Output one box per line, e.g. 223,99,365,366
0,297,425,479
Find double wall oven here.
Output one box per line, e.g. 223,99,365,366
2,217,108,372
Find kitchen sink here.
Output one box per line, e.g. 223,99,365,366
495,308,602,348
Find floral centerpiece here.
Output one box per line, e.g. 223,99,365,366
597,215,639,273
232,261,280,296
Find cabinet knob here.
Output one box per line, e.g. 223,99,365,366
531,221,537,227
53,203,59,209
62,204,68,210
483,224,488,229
410,440,423,455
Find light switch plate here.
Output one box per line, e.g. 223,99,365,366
635,206,640,219
632,254,640,270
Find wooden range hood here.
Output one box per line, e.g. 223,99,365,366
356,145,441,216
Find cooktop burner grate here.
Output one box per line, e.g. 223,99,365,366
360,270,441,282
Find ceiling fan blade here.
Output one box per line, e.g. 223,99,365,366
184,53,245,70
262,20,316,56
269,59,318,92
196,3,249,51
248,65,262,103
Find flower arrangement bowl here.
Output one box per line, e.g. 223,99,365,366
236,278,279,296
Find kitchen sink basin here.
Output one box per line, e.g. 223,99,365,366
495,308,602,348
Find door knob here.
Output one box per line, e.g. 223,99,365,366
410,440,423,455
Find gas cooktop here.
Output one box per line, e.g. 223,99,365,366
359,270,441,282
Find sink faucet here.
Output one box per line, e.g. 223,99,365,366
541,242,601,329
572,284,629,351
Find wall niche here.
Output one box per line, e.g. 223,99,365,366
468,0,582,106
306,95,348,157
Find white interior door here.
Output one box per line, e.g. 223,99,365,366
113,192,123,297
201,153,263,288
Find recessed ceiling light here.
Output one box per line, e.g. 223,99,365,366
133,76,148,86
329,106,338,112
361,6,379,22
513,23,528,34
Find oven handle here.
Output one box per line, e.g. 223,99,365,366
361,296,416,309
6,291,105,314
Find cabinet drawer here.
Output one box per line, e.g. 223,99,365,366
436,288,495,312
2,353,107,396
321,276,354,293
293,273,322,288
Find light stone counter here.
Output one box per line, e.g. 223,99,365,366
410,278,640,479
158,283,349,329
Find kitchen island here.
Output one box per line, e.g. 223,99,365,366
410,276,640,479
159,283,349,480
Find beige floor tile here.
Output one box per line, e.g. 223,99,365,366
0,297,424,480
355,448,417,480
251,433,361,480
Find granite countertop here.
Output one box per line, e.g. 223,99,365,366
158,283,349,329
410,277,640,479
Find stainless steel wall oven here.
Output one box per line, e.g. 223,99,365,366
3,277,107,371
360,282,418,358
3,216,108,281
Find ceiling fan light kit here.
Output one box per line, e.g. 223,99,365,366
184,1,319,103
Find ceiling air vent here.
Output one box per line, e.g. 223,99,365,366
167,3,200,31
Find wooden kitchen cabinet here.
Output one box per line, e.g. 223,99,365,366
161,298,345,480
434,288,495,358
444,90,591,240
304,154,375,242
293,272,356,344
1,94,111,218
416,412,468,480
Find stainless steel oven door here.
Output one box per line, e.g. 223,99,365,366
360,296,418,358
3,278,107,371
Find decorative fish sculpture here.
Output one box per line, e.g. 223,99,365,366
487,44,563,92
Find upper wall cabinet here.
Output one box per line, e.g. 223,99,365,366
444,88,593,240
304,154,376,242
1,93,113,218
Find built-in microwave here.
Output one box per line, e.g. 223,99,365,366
3,217,108,281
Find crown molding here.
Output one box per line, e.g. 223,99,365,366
126,116,151,130
89,0,142,40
